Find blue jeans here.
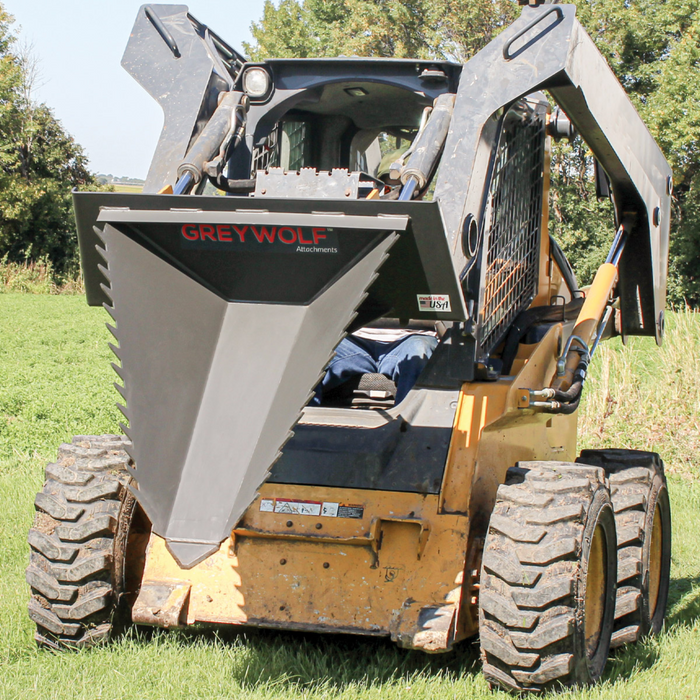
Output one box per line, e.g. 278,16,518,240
312,334,438,406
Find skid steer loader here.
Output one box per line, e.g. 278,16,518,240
26,1,673,693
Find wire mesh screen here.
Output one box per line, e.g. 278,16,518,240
478,107,546,354
251,121,310,174
251,123,280,174
280,121,308,170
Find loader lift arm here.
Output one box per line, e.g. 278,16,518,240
435,3,671,351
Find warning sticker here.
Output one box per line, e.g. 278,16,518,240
260,498,363,519
321,502,339,517
321,502,364,519
337,504,364,519
417,294,451,312
273,499,322,516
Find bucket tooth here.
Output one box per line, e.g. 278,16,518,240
97,264,111,283
102,304,119,328
116,423,136,466
103,303,118,324
100,283,113,303
95,245,109,265
119,422,134,444
93,225,107,247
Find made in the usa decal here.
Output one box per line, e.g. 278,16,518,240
417,294,451,312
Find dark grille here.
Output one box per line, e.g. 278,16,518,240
281,121,308,170
479,107,546,354
251,123,280,174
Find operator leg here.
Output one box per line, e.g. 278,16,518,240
377,334,438,404
311,336,377,405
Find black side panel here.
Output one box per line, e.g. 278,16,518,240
269,421,450,494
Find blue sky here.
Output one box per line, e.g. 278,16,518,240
5,1,267,179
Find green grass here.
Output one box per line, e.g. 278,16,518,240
0,293,698,699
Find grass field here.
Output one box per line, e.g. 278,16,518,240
0,293,698,699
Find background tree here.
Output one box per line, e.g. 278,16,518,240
246,0,518,59
0,3,101,276
246,0,700,302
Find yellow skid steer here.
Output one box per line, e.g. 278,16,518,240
27,2,672,693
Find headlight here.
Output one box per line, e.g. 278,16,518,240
243,67,271,99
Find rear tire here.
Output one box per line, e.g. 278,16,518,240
479,462,617,693
577,449,672,647
26,435,141,649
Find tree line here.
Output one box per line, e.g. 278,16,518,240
2,1,700,303
0,4,107,276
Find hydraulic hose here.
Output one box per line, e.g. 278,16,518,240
548,395,581,415
532,220,631,414
553,358,588,403
529,356,588,413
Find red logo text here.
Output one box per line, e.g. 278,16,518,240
181,224,328,245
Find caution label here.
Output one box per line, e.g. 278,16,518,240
260,498,364,519
320,502,364,519
265,498,322,516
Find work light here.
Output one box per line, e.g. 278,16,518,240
243,67,271,99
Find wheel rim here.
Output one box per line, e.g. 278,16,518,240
584,523,607,659
648,502,663,619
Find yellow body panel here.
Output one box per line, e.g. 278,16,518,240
136,489,468,647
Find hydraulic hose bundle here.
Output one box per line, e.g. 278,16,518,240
529,353,589,414
528,222,630,413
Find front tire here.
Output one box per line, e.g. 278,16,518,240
26,435,141,649
479,462,617,693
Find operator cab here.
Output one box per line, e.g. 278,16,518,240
203,62,577,409
218,58,460,201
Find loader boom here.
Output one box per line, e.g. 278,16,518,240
435,3,670,348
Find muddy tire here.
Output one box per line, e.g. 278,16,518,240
577,449,671,648
26,435,139,649
479,462,617,693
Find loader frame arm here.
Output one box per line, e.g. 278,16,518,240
435,3,672,344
